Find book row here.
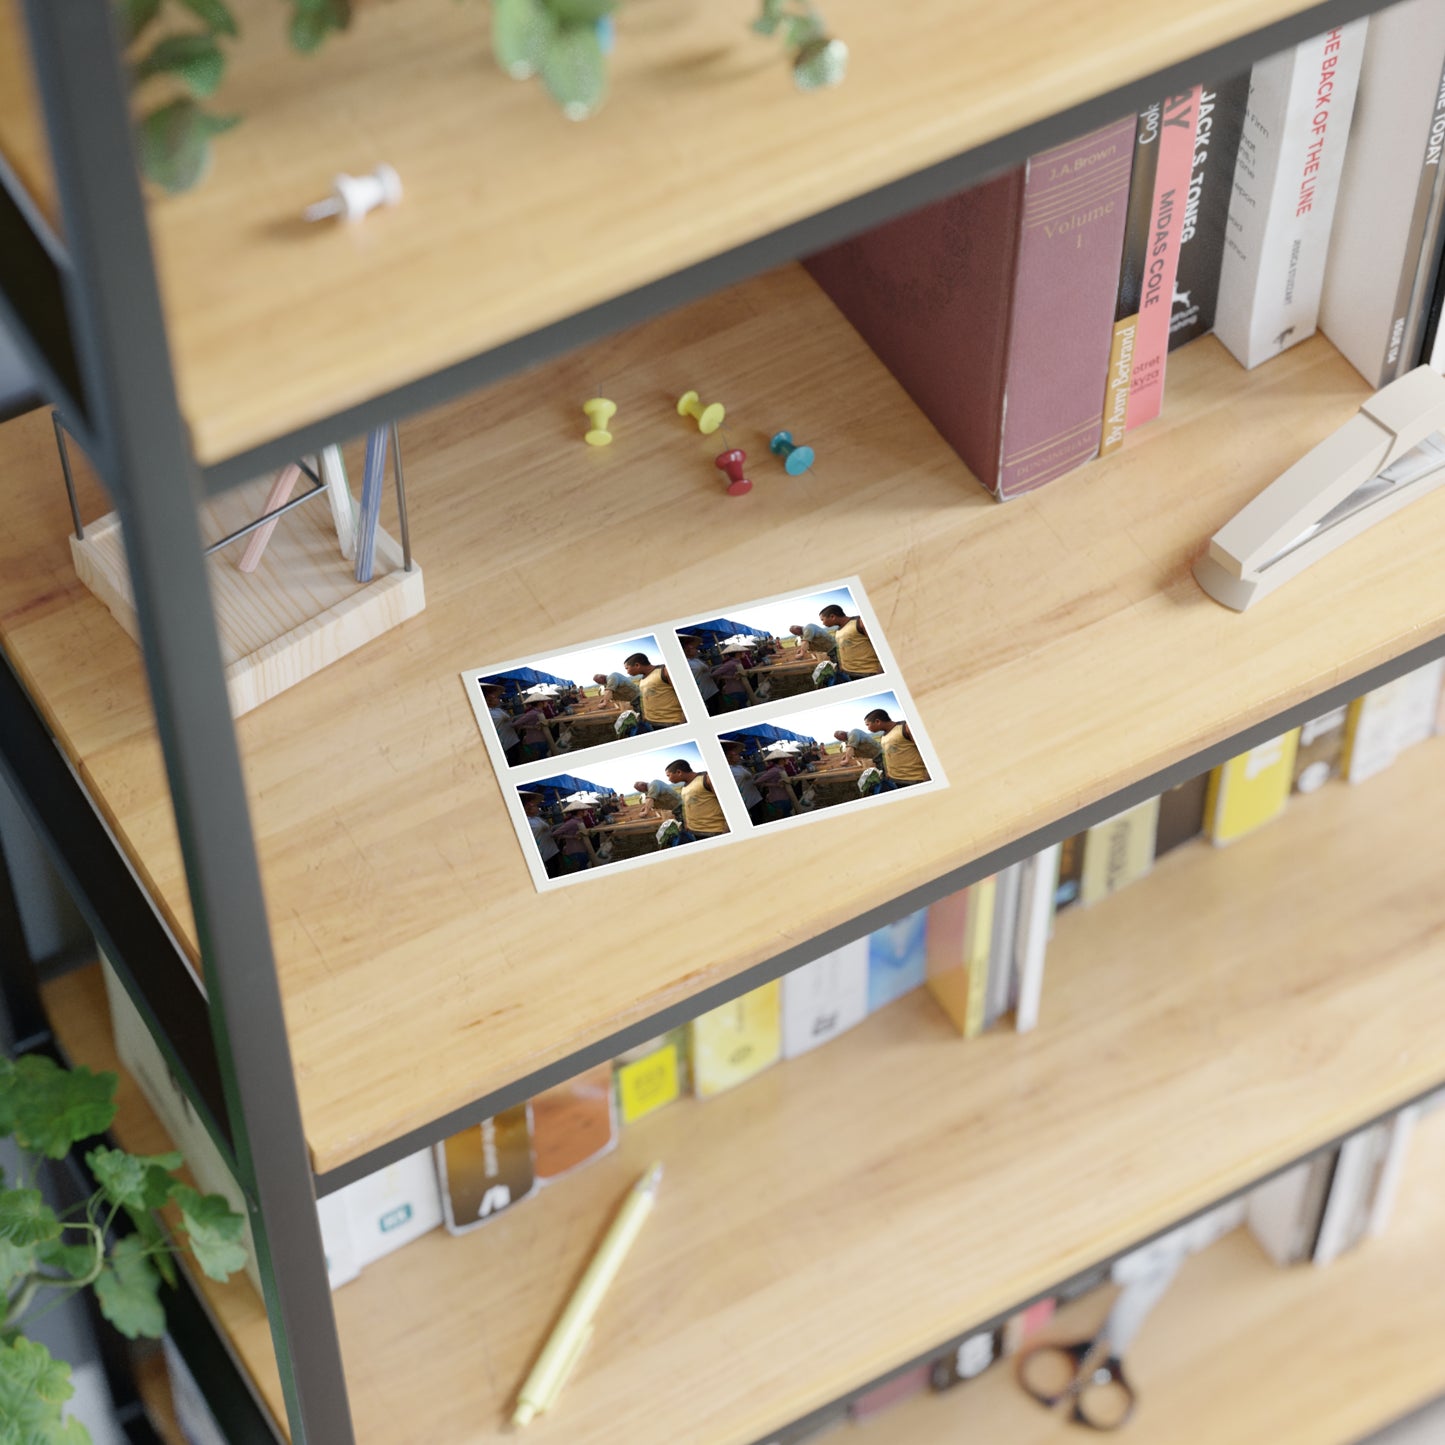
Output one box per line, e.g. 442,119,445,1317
807,1,1445,499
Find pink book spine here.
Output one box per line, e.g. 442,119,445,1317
1125,88,1201,430
997,117,1136,498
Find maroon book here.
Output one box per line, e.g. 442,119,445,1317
806,117,1136,499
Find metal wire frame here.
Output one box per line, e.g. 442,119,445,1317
53,411,421,568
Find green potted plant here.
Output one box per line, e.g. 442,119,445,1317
0,1051,246,1444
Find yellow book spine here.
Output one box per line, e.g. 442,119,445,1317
1206,730,1300,845
962,877,997,1038
689,981,782,1098
614,1031,687,1124
1098,317,1137,457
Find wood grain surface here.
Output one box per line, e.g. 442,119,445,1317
42,734,1445,1443
5,267,1445,1173
851,1110,1445,1445
124,0,1337,463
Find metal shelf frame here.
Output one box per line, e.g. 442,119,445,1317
0,0,1429,1440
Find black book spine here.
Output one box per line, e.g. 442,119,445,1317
1168,72,1250,350
1114,102,1163,325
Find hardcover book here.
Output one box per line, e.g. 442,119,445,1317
1154,773,1209,857
436,1106,534,1235
690,981,782,1097
1079,796,1161,905
1125,87,1201,429
1215,22,1369,369
1100,103,1162,455
866,908,929,1012
1320,0,1445,386
780,941,870,1058
1169,74,1251,349
806,116,1135,498
531,1063,617,1180
1205,730,1300,844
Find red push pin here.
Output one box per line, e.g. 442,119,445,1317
714,447,753,496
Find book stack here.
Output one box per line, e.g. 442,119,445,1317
804,9,1445,498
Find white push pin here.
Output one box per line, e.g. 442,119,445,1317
303,164,402,224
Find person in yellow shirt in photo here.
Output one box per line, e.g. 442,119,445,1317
624,651,687,732
818,604,883,683
663,758,731,842
865,707,930,789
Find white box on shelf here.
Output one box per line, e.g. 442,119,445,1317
780,940,870,1059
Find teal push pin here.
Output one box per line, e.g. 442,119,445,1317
769,430,815,475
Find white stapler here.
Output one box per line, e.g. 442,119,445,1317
1194,365,1445,610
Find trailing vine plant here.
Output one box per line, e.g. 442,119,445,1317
0,1053,246,1445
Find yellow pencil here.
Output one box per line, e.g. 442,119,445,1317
511,1163,663,1427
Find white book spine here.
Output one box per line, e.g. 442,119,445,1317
984,862,1023,1028
1312,1128,1376,1265
780,939,870,1058
1319,0,1445,386
1367,1105,1421,1238
1013,844,1061,1035
1216,21,1368,369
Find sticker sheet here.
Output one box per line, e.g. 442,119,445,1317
461,578,947,891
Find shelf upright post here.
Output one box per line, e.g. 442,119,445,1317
18,2,356,1441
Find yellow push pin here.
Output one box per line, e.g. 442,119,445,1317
676,389,725,435
583,397,616,447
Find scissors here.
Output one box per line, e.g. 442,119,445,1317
1016,1245,1184,1430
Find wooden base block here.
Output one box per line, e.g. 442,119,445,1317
70,476,424,717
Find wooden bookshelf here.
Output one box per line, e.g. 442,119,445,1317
851,1107,1445,1445
6,264,1445,1174
120,0,1335,465
43,734,1445,1444
0,0,57,229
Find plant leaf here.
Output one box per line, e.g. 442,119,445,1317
545,0,616,22
289,0,350,52
751,0,785,34
85,1146,181,1213
492,0,553,78
172,1185,247,1282
540,21,607,119
36,1235,100,1283
8,1057,116,1159
0,1190,61,1248
137,99,215,193
0,1236,35,1294
0,1336,89,1445
117,0,162,44
93,1237,165,1340
176,0,239,36
0,1056,17,1139
784,13,823,47
792,35,847,90
118,1206,176,1288
132,32,226,99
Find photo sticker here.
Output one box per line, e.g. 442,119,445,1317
476,634,689,768
516,741,732,887
676,584,887,719
720,689,939,829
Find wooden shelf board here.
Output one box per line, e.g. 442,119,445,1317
851,1107,1445,1445
0,0,58,231
43,736,1445,1443
143,0,1339,465
6,266,1445,1174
